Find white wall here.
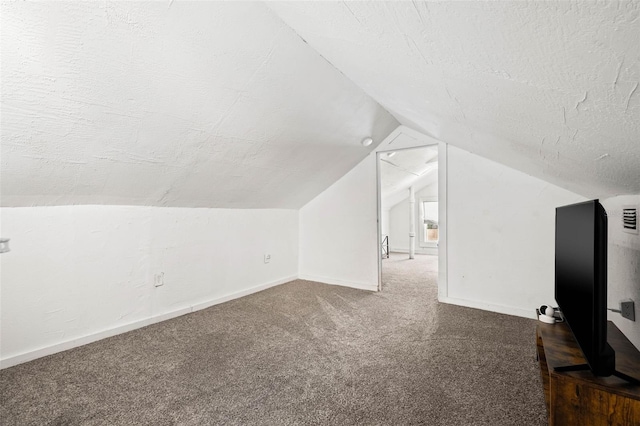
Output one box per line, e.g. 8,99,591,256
299,154,379,290
0,206,298,368
381,209,390,236
298,126,441,291
388,183,438,255
601,195,640,350
298,123,587,319
443,145,585,317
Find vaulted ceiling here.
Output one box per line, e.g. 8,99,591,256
2,1,639,208
269,1,640,199
380,146,438,211
1,1,397,208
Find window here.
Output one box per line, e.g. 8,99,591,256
421,200,438,245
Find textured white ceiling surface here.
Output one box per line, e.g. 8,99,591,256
268,1,640,198
1,1,398,208
380,146,438,209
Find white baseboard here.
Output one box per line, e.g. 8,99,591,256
389,248,438,255
0,275,297,370
191,275,296,311
438,296,536,319
298,273,378,292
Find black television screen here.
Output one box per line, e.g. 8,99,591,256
555,199,614,376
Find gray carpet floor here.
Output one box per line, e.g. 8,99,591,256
1,253,547,425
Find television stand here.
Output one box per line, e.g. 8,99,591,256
536,321,640,425
553,363,640,386
553,363,589,372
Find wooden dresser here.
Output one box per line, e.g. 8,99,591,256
536,321,640,425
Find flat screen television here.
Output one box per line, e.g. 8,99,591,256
555,199,614,376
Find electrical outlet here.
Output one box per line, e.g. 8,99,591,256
621,300,635,321
154,272,164,287
264,254,271,264
0,238,10,253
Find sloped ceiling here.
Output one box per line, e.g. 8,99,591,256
268,1,640,199
380,146,438,210
0,1,398,208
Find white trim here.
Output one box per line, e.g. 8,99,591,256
379,125,442,150
376,151,383,291
438,296,536,319
437,142,448,300
298,273,378,292
190,275,296,311
0,275,297,369
376,126,445,296
389,248,438,256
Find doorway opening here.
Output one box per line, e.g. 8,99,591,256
377,145,439,292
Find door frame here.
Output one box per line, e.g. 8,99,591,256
375,139,447,296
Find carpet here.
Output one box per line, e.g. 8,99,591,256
0,253,547,425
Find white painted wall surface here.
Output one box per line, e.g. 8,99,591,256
299,155,379,291
0,206,298,368
389,183,438,255
444,145,585,317
381,209,390,237
298,134,585,319
601,195,640,350
298,126,441,291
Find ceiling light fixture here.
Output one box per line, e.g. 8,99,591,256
361,137,373,147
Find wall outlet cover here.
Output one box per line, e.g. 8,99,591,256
621,300,635,321
154,272,164,287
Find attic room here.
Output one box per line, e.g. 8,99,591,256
1,1,639,424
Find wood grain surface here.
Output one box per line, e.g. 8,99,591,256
536,321,640,425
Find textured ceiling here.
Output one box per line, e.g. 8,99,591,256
1,1,398,208
4,2,639,209
380,146,438,210
268,1,640,199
